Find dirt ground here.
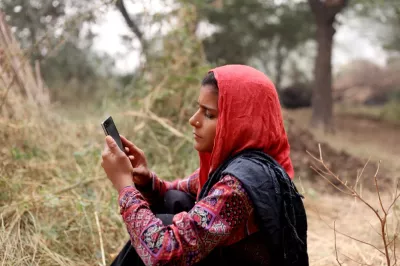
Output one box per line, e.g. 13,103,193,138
285,108,400,265
287,108,400,172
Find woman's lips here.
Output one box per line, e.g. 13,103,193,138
193,132,202,139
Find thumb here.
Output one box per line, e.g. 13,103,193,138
105,136,120,153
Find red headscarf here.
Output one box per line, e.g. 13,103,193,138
197,65,294,194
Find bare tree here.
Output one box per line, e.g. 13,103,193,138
308,0,349,132
115,0,147,52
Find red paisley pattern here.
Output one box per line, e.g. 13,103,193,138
118,174,259,265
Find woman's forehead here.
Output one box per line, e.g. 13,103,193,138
198,85,218,108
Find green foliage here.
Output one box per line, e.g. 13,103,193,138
348,0,400,53
10,142,47,160
42,41,117,104
0,0,66,52
198,0,314,88
110,1,211,179
201,1,314,57
0,0,97,58
125,1,210,119
1,0,116,104
381,93,400,123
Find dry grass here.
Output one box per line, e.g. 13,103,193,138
286,107,400,173
0,10,49,119
1,2,399,264
0,108,116,265
305,185,400,266
1,103,399,265
0,103,201,265
288,106,400,265
0,4,207,264
336,103,400,126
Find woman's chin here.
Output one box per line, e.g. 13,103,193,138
193,142,207,152
193,143,202,152
193,143,213,153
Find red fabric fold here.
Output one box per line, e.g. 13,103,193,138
198,65,294,194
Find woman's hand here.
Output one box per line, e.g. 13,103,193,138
101,136,133,192
120,135,152,187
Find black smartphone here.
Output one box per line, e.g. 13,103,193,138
101,116,124,151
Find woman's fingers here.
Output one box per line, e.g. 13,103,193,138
120,135,141,155
120,135,133,147
129,155,134,160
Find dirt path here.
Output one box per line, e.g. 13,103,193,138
286,108,400,174
286,108,400,265
335,114,399,159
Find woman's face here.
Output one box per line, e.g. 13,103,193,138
189,85,218,153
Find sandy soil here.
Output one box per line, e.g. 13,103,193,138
285,108,400,265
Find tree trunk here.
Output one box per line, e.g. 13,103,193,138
308,0,348,133
311,19,335,132
275,44,285,92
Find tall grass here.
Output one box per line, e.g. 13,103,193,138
0,101,202,265
1,1,399,265
0,3,206,263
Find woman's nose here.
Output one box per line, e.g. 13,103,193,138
189,111,200,127
189,115,196,127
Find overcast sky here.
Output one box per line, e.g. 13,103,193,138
90,2,389,74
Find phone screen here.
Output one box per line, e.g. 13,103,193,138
101,116,124,151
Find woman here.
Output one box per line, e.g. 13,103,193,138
101,65,308,266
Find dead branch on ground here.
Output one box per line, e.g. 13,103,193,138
308,144,400,265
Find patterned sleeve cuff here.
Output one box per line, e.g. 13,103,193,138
118,185,135,197
118,186,141,212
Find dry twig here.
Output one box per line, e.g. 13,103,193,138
308,144,400,266
334,220,343,266
95,212,106,266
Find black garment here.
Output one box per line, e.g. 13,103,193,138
110,188,269,266
198,149,309,266
111,150,308,266
110,190,195,266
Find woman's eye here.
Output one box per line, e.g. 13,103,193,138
205,111,214,119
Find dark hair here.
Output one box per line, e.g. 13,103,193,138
201,72,218,93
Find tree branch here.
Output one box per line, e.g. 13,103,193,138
326,0,349,20
116,0,146,49
308,0,349,22
308,0,323,13
310,146,399,266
